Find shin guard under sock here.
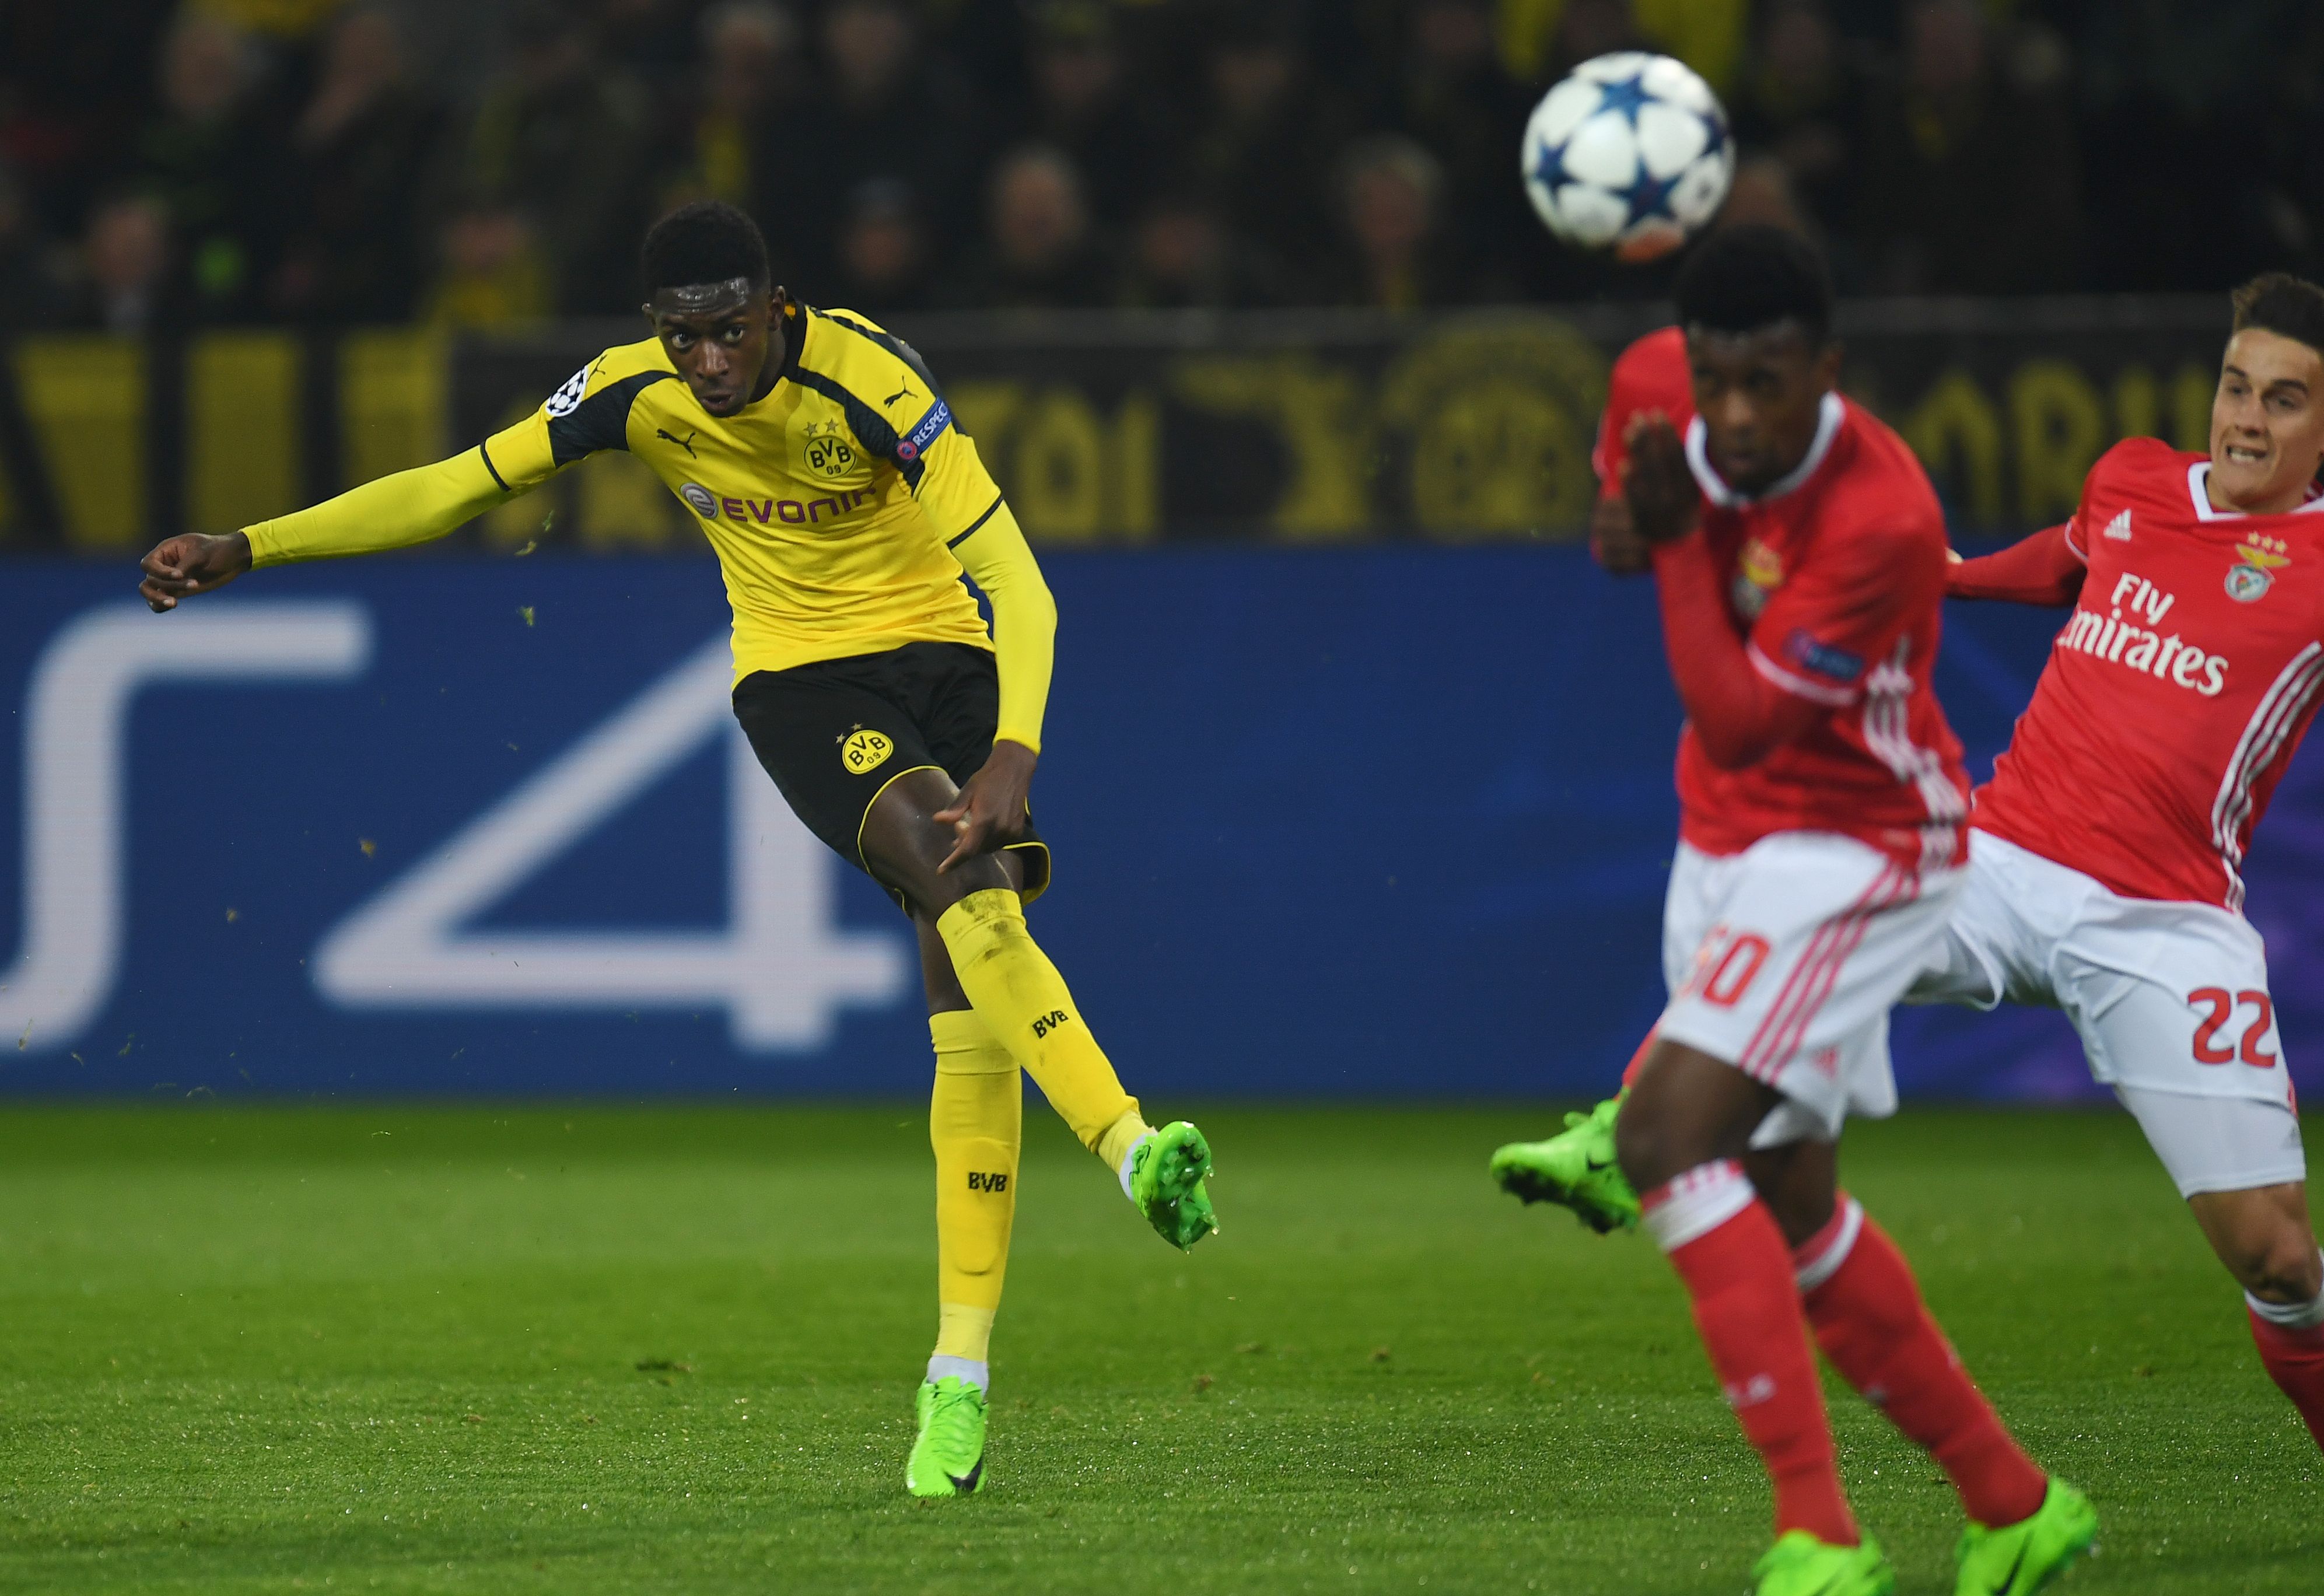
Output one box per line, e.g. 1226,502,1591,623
930,1009,1019,1371
936,889,1143,1156
1796,1194,2047,1528
1645,1159,1857,1546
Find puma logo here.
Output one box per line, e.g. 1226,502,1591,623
656,428,698,457
883,382,915,408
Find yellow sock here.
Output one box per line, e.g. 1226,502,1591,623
934,1303,995,1364
936,889,1151,1160
929,1009,1019,1364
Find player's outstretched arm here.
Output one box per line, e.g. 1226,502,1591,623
1946,522,2085,606
136,433,543,614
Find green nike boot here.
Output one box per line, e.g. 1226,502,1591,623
1953,1479,2096,1595
1130,1121,1217,1251
905,1376,988,1498
1752,1530,1896,1596
1489,1094,1639,1234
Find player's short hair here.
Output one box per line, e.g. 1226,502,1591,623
1672,225,1835,347
641,201,771,297
2231,272,2324,364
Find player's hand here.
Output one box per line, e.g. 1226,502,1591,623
935,738,1036,873
140,531,252,612
1590,492,1652,575
1620,412,1699,547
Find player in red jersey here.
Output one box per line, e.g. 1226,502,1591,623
1537,227,2092,1596
1912,272,2324,1454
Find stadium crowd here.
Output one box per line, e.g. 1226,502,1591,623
1,0,2320,334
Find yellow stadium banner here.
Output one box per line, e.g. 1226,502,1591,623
0,300,2236,552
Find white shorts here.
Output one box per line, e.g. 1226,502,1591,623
1660,834,1963,1147
1905,830,2306,1197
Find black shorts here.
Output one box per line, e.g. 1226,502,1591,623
732,640,1049,911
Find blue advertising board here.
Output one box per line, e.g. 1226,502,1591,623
0,548,2315,1101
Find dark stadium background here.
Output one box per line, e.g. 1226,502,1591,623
1,0,2320,1103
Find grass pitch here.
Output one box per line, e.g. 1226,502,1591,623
0,1105,2312,1594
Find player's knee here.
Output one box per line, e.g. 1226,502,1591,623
2240,1227,2324,1304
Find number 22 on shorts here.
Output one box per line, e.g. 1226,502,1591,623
1686,925,1773,1008
2189,987,2277,1067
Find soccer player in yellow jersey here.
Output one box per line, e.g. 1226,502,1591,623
136,201,1217,1499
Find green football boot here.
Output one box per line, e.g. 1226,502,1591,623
1751,1530,1896,1596
1953,1479,2097,1595
1489,1093,1639,1234
1130,1120,1218,1251
905,1376,988,1498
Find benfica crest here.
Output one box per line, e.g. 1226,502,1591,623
2227,536,2291,603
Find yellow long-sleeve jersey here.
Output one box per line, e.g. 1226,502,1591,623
243,302,1057,751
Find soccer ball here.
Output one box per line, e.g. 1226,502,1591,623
1521,51,1733,262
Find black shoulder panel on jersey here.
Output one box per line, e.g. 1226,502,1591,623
821,311,963,435
790,365,926,490
547,371,677,466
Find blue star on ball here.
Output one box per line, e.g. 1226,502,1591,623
1619,166,1679,223
1593,73,1654,127
1531,139,1572,195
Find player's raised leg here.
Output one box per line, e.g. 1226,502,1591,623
864,768,1216,1251
1489,1032,1651,1232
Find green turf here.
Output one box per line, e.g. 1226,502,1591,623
0,1105,2312,1594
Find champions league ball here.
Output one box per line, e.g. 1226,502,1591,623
1521,51,1734,262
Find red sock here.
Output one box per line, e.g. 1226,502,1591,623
2248,1307,2324,1451
1796,1195,2047,1527
1647,1160,1857,1546
1619,1026,1658,1090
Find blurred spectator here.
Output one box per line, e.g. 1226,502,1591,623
596,0,715,99
447,1,653,315
1325,135,1455,311
2066,0,2323,290
1730,0,1866,249
75,194,176,334
271,6,443,324
1853,0,2080,294
794,0,989,278
135,11,285,323
1006,4,1161,231
829,178,935,314
0,162,71,333
422,202,551,326
659,1,801,218
1532,0,1652,81
1374,0,1537,299
0,1,178,239
1177,6,1353,290
1499,0,1746,92
950,145,1111,310
1116,188,1289,310
1714,153,1815,240
198,0,345,42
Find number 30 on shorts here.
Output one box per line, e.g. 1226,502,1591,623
2188,987,2277,1067
1686,925,1773,1009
